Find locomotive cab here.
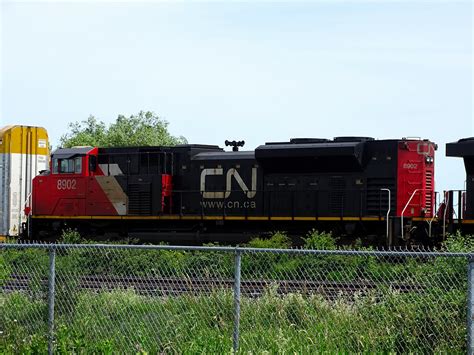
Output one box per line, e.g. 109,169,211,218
32,147,98,218
51,148,98,177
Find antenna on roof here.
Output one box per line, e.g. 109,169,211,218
225,140,245,152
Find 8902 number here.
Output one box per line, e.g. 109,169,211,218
57,179,77,190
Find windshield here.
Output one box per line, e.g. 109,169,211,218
52,156,83,174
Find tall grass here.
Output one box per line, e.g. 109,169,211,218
1,286,466,354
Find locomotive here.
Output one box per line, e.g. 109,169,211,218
25,136,451,246
446,138,474,221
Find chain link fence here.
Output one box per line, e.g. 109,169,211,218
1,243,473,353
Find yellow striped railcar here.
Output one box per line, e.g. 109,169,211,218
0,125,49,240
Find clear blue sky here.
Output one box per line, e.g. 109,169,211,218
1,0,472,192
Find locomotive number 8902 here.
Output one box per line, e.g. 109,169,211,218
57,179,77,190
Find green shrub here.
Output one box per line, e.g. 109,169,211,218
303,229,337,250
246,231,292,249
242,232,295,278
60,228,83,244
443,231,474,252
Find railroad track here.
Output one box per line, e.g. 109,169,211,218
1,274,424,300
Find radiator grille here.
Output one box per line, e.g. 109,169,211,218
329,177,345,214
128,183,151,215
425,170,433,216
367,178,395,216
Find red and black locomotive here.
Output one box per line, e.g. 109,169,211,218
25,135,466,246
24,137,474,245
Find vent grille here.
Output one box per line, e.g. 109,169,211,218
367,178,395,216
128,183,151,215
425,170,433,216
329,177,345,213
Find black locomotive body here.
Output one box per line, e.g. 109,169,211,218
254,137,397,219
30,136,438,245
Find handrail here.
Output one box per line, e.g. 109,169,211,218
443,191,450,239
427,190,442,238
23,192,32,211
380,188,391,242
401,189,425,240
427,208,438,238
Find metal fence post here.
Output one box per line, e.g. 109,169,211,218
233,250,242,353
468,257,474,355
48,248,56,355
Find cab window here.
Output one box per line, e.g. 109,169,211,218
74,157,82,174
53,159,59,174
60,159,74,173
52,157,83,174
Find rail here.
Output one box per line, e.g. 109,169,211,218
2,274,426,299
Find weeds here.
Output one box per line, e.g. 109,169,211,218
1,231,472,353
0,287,466,353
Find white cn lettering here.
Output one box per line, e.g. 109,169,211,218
225,168,257,198
200,167,257,199
200,168,225,199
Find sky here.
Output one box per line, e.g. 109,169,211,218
0,0,472,193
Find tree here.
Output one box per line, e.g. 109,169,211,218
59,111,187,148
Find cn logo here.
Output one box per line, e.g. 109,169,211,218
200,168,257,199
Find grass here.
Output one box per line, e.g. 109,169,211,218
1,286,467,354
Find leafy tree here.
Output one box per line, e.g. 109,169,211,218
60,111,187,148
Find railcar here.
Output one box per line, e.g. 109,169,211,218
0,125,49,240
446,138,474,234
27,136,437,245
